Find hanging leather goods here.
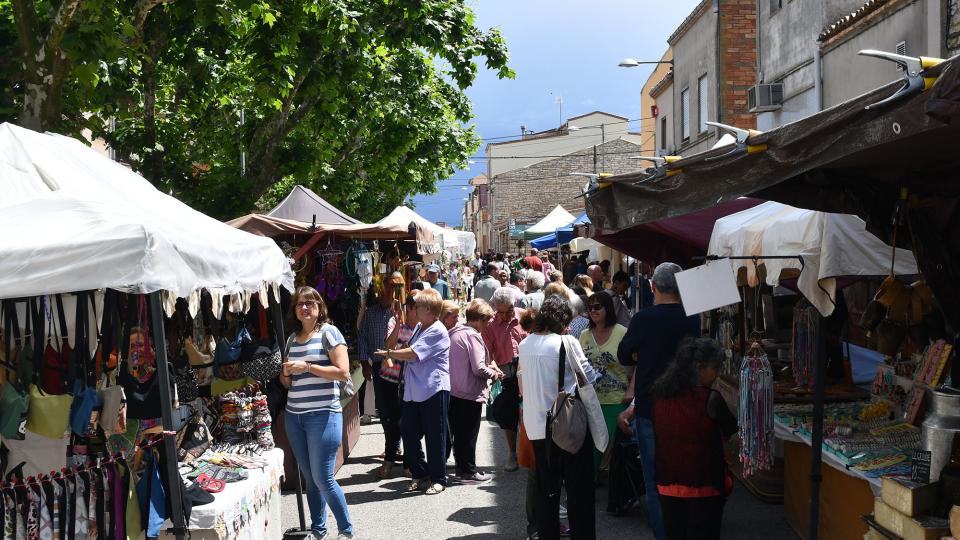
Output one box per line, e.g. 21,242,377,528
39,295,72,395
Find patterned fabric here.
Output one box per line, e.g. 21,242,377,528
50,484,61,540
73,476,87,539
38,485,52,539
357,304,392,361
2,492,15,540
284,324,346,414
26,486,39,540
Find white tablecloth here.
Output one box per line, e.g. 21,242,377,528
161,448,285,540
774,419,881,495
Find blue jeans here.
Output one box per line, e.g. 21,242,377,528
285,409,353,537
401,390,450,484
634,417,665,540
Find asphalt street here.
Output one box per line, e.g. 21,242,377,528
281,417,799,540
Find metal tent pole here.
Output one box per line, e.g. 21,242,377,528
271,288,310,539
808,315,827,539
147,291,187,540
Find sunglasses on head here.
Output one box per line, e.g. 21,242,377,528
589,304,604,311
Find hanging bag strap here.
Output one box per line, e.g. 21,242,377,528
55,294,69,346
2,300,21,374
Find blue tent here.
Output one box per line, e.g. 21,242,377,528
530,213,590,249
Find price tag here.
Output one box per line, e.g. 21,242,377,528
911,449,932,484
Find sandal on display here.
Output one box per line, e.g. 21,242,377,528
195,473,226,493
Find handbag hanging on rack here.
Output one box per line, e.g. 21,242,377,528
39,295,72,395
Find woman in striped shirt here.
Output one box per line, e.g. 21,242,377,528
280,286,354,539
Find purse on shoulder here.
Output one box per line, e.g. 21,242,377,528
547,340,588,455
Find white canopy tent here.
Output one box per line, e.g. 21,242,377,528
523,204,576,240
376,205,476,258
0,123,293,305
707,201,918,316
0,123,294,540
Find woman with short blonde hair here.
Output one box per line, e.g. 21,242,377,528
416,287,444,317
440,300,461,330
375,285,451,495
447,298,503,482
464,298,495,322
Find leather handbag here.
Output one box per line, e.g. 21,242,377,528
184,337,215,387
546,336,608,455
240,343,282,382
26,384,73,439
547,340,588,454
176,411,212,463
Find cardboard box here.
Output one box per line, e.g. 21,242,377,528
876,498,906,537
882,476,940,517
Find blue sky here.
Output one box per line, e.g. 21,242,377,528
409,0,703,226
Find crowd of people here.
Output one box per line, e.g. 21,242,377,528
281,249,740,540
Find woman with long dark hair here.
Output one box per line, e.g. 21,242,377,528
651,337,737,540
280,286,354,539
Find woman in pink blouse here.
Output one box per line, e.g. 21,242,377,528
448,299,504,482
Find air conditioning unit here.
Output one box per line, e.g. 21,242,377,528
748,83,784,112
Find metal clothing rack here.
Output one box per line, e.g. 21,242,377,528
702,254,829,540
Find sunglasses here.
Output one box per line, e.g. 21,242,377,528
589,304,604,312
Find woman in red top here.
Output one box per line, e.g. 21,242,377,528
651,337,737,540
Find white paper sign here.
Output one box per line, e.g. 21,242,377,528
674,259,741,316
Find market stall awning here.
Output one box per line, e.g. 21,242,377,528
0,123,293,300
228,213,423,241
584,56,960,328
523,205,577,240
708,201,918,315
267,184,360,225
376,205,476,257
529,213,590,249
591,198,763,267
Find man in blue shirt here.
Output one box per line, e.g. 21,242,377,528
616,262,700,540
426,264,451,300
358,288,395,423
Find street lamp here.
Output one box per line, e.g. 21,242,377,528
618,58,674,68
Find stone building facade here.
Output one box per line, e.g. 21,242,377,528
488,138,641,252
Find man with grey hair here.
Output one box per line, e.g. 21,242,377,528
518,272,545,310
615,262,699,540
483,288,529,472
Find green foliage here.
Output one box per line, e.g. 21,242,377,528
1,0,512,221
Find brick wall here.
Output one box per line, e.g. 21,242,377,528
488,138,641,251
719,0,757,129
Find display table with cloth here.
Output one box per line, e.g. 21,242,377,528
775,419,876,539
160,448,285,540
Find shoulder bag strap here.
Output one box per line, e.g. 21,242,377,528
55,294,69,346
2,300,20,373
557,335,567,394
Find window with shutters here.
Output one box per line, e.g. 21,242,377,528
660,116,667,150
680,88,690,141
697,75,708,133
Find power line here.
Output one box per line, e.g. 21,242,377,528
475,115,653,143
